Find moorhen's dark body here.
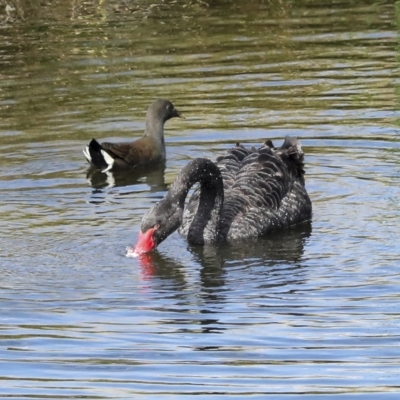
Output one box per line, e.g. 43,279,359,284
83,99,182,172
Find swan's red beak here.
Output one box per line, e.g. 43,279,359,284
129,227,156,256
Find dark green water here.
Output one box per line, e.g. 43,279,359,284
1,0,400,398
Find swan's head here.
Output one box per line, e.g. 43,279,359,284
129,198,183,255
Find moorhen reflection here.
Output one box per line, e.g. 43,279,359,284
86,164,167,191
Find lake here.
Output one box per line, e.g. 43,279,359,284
0,0,400,398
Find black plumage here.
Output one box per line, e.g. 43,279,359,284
132,136,312,254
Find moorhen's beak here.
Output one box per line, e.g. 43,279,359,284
174,109,185,119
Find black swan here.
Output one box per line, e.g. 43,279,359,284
128,136,312,256
83,99,182,172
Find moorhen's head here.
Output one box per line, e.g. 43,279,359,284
146,99,182,124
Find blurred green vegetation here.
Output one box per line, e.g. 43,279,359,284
0,0,397,136
2,0,391,24
0,0,295,23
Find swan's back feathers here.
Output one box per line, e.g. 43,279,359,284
180,137,311,243
217,144,253,190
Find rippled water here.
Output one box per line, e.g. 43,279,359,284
1,0,400,398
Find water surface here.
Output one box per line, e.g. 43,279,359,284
1,0,400,398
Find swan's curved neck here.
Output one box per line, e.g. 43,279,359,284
168,158,224,244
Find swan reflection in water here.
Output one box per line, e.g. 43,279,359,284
135,222,312,335
136,221,312,285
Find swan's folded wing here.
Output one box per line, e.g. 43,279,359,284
216,144,252,190
220,143,311,239
180,138,311,242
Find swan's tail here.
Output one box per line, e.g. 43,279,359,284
83,139,115,172
281,136,303,156
278,136,306,182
